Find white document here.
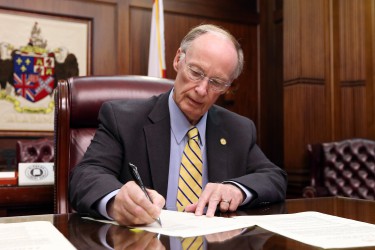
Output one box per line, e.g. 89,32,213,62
85,210,255,237
250,211,375,249
0,221,76,250
85,210,375,249
136,210,254,237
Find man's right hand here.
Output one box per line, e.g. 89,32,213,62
107,181,165,226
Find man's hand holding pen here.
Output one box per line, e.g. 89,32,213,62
107,161,244,226
129,163,162,226
107,181,165,226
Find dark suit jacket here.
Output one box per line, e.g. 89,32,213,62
69,91,287,217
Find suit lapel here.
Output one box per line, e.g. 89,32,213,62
144,92,171,197
206,107,229,182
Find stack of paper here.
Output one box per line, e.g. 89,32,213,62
0,221,76,250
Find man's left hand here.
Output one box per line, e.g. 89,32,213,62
184,183,244,217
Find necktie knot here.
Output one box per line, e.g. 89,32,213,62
188,127,199,142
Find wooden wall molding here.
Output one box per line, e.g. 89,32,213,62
284,78,326,86
341,80,366,87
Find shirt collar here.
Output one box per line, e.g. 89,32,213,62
168,89,207,146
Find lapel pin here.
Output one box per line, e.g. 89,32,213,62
220,138,227,145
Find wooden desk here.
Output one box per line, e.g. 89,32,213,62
0,197,374,249
0,186,54,216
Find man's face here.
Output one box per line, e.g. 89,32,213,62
172,33,238,125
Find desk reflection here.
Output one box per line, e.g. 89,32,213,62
108,226,165,250
67,206,281,250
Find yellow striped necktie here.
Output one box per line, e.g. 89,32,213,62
176,126,203,212
181,236,203,250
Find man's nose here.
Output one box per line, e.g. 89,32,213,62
195,77,209,95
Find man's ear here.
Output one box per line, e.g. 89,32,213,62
173,48,183,71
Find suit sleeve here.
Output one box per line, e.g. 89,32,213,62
69,102,128,217
230,119,287,208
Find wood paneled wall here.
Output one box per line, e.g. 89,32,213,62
283,0,375,196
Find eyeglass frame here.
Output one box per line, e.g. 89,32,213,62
181,53,232,92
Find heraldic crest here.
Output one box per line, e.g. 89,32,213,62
0,22,79,113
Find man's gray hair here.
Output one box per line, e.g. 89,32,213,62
180,24,244,80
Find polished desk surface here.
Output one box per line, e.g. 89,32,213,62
1,197,375,249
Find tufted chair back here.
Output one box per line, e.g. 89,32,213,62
54,75,174,214
16,138,54,164
303,138,375,200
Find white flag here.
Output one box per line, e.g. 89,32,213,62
148,0,166,78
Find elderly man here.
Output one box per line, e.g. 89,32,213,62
70,24,287,226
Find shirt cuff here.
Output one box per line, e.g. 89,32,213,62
222,181,253,205
97,189,120,220
97,224,114,249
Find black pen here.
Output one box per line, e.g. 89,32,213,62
128,162,162,227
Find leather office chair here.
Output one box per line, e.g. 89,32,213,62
54,75,174,214
16,138,54,164
303,138,375,200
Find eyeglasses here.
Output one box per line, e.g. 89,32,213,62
183,56,231,92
